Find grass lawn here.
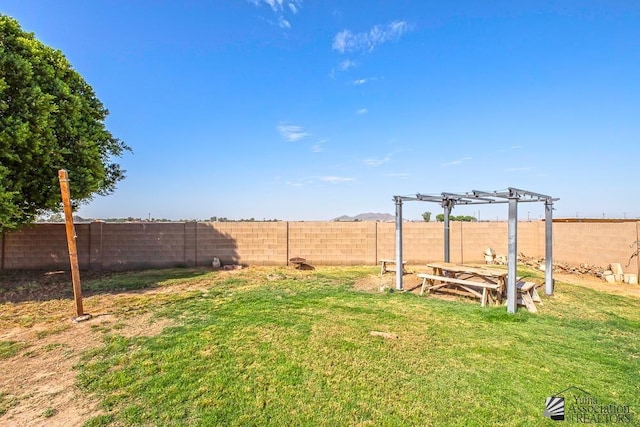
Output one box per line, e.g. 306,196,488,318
5,266,639,426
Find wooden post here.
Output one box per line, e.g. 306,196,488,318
58,169,85,318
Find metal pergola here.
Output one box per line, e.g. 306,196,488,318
393,187,559,313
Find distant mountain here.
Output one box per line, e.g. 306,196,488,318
333,212,395,222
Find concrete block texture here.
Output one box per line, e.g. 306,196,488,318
1,220,638,276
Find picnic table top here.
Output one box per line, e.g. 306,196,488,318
426,262,507,278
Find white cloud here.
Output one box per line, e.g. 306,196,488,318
277,124,310,142
267,0,282,11
442,156,472,167
332,31,351,53
363,153,391,167
249,0,302,28
311,138,328,153
332,20,410,54
330,59,357,78
286,173,352,186
285,177,314,187
385,172,409,178
320,176,353,184
287,180,314,188
356,108,368,115
353,76,380,85
278,17,291,29
339,59,357,71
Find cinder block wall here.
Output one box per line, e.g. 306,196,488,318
376,221,541,265
288,222,376,265
457,221,508,263
553,222,638,269
196,222,288,266
377,222,443,263
1,223,90,269
98,222,190,270
0,220,638,275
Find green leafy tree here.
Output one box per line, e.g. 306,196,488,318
422,211,432,222
0,15,130,231
434,214,478,222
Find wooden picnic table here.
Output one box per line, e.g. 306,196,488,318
418,262,508,306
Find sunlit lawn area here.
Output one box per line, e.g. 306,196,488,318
57,266,638,426
3,266,638,426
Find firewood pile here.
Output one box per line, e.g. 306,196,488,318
517,253,606,278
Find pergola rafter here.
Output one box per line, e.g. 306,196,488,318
393,187,559,313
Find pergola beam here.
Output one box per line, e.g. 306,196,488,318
416,193,444,203
442,192,496,204
508,187,553,200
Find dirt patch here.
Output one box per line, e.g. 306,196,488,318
553,272,640,298
0,270,126,304
354,269,467,302
353,273,393,293
0,276,182,426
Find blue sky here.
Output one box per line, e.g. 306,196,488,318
3,1,640,221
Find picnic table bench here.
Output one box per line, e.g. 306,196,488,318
379,259,407,275
419,262,507,306
516,281,542,313
417,273,501,306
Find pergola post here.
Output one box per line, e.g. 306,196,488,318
394,196,403,291
443,201,452,263
545,199,554,295
507,194,518,314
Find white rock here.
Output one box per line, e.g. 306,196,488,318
610,263,624,275
212,257,221,269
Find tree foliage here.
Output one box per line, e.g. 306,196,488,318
435,214,477,222
0,15,130,230
422,211,432,222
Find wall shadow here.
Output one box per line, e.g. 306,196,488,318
0,221,240,303
0,267,212,304
0,221,240,271
195,222,240,267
